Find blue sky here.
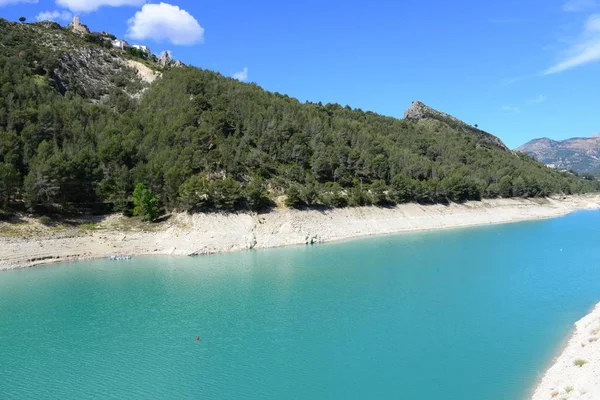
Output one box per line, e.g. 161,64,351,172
1,0,600,148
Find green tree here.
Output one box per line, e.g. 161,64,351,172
369,180,392,206
485,183,501,198
245,175,270,211
498,176,512,197
0,163,20,207
23,163,60,207
300,177,319,206
179,174,211,211
285,184,303,208
512,176,527,197
320,182,347,208
348,185,371,207
132,183,160,221
391,175,414,204
111,164,131,212
208,178,243,212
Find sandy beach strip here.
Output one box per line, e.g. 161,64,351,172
1,195,599,271
531,303,600,400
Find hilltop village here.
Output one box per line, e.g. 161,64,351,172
65,15,176,66
68,16,148,53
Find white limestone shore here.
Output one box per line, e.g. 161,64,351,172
1,195,599,272
532,303,600,400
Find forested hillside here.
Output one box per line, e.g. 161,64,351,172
0,19,597,217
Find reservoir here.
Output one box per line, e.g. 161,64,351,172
1,211,600,399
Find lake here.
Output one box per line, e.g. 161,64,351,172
1,211,600,399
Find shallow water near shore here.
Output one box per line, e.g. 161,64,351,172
1,211,600,399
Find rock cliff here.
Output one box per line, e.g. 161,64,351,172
404,101,509,151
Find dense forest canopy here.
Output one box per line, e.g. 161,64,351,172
0,18,597,217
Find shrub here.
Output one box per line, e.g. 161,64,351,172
244,176,271,212
574,359,587,367
38,216,52,226
132,183,160,222
285,184,304,209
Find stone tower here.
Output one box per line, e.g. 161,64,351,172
69,16,89,35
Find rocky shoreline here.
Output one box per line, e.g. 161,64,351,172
1,195,599,271
532,303,600,400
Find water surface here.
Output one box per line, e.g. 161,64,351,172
1,211,600,399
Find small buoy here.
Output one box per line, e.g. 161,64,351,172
195,336,200,341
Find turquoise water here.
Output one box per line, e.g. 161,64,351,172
2,212,600,399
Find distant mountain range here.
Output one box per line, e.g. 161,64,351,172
517,136,600,174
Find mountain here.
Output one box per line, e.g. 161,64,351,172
517,136,600,174
404,101,509,150
0,18,597,217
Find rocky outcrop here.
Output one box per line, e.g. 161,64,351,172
404,100,464,124
126,60,161,84
517,136,600,174
52,47,147,99
158,51,172,67
404,101,509,151
158,51,185,68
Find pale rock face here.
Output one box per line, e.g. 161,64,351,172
126,60,161,84
157,52,185,68
52,47,146,99
404,100,462,124
158,51,172,67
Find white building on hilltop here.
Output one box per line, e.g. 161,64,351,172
132,45,151,55
112,39,129,50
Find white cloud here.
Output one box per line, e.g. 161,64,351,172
562,0,597,12
588,13,600,30
544,14,600,74
0,0,37,6
501,106,520,114
55,0,145,13
530,94,548,103
232,67,248,82
36,10,72,22
126,2,204,46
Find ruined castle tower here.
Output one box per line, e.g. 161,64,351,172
69,16,90,35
